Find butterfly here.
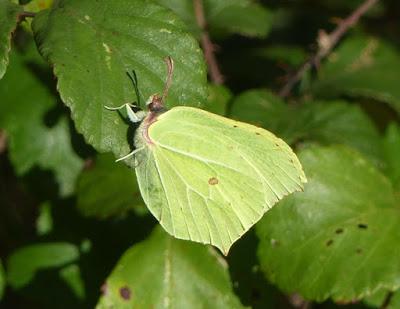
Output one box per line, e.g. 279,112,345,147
106,57,306,255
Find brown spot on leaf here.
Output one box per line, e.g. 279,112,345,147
233,125,238,128
356,248,363,254
256,132,261,135
119,286,131,300
335,228,344,234
358,223,368,229
326,239,333,247
208,177,219,185
100,283,108,295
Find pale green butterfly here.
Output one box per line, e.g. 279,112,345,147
106,57,306,255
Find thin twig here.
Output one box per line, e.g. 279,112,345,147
18,11,36,22
279,0,380,98
193,0,224,84
380,291,394,309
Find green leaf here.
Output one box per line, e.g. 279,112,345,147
229,89,384,167
253,45,307,67
0,0,22,78
133,106,306,254
383,123,400,192
18,0,53,31
59,264,85,300
204,84,232,115
0,259,4,300
32,0,207,158
256,146,400,302
0,47,84,196
77,153,144,219
23,0,53,12
156,0,272,38
36,201,53,236
97,227,244,309
364,289,400,308
7,242,80,289
310,36,400,114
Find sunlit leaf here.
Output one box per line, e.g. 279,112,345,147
257,146,400,302
383,123,400,192
97,227,244,308
32,0,207,158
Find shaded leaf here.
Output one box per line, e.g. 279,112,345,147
252,45,307,67
97,227,244,308
257,146,400,302
229,89,384,166
204,84,232,115
157,0,272,38
310,36,400,114
0,259,4,300
32,0,207,159
0,0,22,78
36,201,53,236
0,47,84,196
59,264,85,300
7,242,80,289
77,153,144,219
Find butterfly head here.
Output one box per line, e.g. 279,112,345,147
146,94,165,113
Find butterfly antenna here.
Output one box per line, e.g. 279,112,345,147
126,70,142,106
161,56,174,103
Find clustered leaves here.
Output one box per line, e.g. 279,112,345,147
1,0,400,308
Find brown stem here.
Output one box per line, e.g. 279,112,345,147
193,0,224,84
279,0,380,98
18,11,36,22
380,291,394,309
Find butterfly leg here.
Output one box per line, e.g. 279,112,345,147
104,103,145,123
115,146,145,162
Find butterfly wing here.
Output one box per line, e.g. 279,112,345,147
135,106,306,254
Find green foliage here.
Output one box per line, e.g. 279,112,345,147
97,227,244,309
32,0,207,158
1,0,400,307
0,0,21,78
76,153,144,219
156,0,272,38
257,146,400,302
205,84,232,115
7,242,80,289
383,123,400,192
230,90,384,166
310,36,400,114
0,46,83,196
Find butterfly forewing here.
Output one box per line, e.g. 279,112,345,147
135,106,306,254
